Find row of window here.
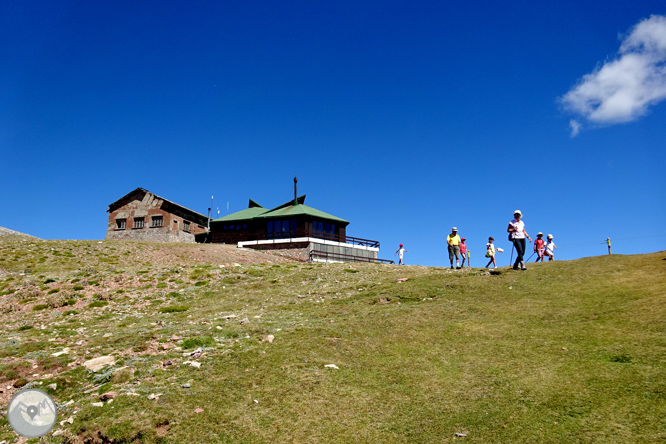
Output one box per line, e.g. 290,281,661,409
218,220,336,236
313,220,336,234
116,216,163,230
222,224,248,230
116,216,191,232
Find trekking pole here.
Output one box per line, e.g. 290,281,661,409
509,245,514,267
526,252,536,262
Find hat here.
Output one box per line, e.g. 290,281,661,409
514,210,522,216
400,243,403,247
537,232,543,236
547,234,553,239
461,238,466,241
452,227,458,231
489,236,494,240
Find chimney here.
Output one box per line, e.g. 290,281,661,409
293,175,298,205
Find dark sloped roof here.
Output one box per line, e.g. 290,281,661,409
107,188,209,220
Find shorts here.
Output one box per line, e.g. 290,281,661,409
537,248,545,256
448,245,460,261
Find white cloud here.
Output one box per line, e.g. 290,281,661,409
561,15,666,125
569,119,582,137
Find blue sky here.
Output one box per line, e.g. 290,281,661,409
1,1,664,266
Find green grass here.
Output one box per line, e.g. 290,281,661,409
0,238,664,443
158,305,189,313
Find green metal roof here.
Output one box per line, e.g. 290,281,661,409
259,204,349,224
211,200,268,223
210,195,348,225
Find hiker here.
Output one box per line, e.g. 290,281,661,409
394,243,408,265
446,227,462,269
507,210,532,270
460,238,469,268
544,234,557,261
485,236,497,268
534,232,546,262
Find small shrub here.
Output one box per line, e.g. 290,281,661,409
13,378,28,388
33,304,49,311
47,288,60,294
64,310,78,316
72,285,84,291
156,283,168,289
43,278,56,284
194,281,208,287
158,305,189,313
88,301,108,308
17,325,33,331
96,292,114,302
46,292,69,308
79,265,97,275
18,298,37,305
182,335,215,349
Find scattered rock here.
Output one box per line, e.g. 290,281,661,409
455,432,467,437
194,408,204,413
182,383,191,389
99,392,118,400
51,348,69,357
83,356,115,372
324,364,339,369
240,318,250,325
263,335,275,343
396,278,408,282
147,393,163,400
162,360,173,367
46,383,57,391
91,402,104,407
183,361,201,368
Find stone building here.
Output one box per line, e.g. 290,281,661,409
106,188,209,242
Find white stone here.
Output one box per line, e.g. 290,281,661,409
83,356,115,372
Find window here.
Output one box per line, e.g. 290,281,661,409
183,221,190,232
133,218,144,229
116,219,126,230
151,216,163,227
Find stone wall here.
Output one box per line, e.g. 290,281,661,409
106,192,205,243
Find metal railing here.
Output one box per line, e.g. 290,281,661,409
213,228,380,249
309,250,394,264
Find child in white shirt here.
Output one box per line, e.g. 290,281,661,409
394,243,408,265
544,235,557,261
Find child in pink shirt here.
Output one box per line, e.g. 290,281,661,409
460,238,469,268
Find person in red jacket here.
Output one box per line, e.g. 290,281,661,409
534,232,546,262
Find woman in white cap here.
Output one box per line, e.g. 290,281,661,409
507,210,532,270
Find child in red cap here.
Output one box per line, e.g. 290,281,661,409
394,244,408,265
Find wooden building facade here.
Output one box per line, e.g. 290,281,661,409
210,195,389,263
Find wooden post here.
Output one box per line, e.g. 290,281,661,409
607,238,611,255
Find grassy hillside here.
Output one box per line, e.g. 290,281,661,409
0,238,664,443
